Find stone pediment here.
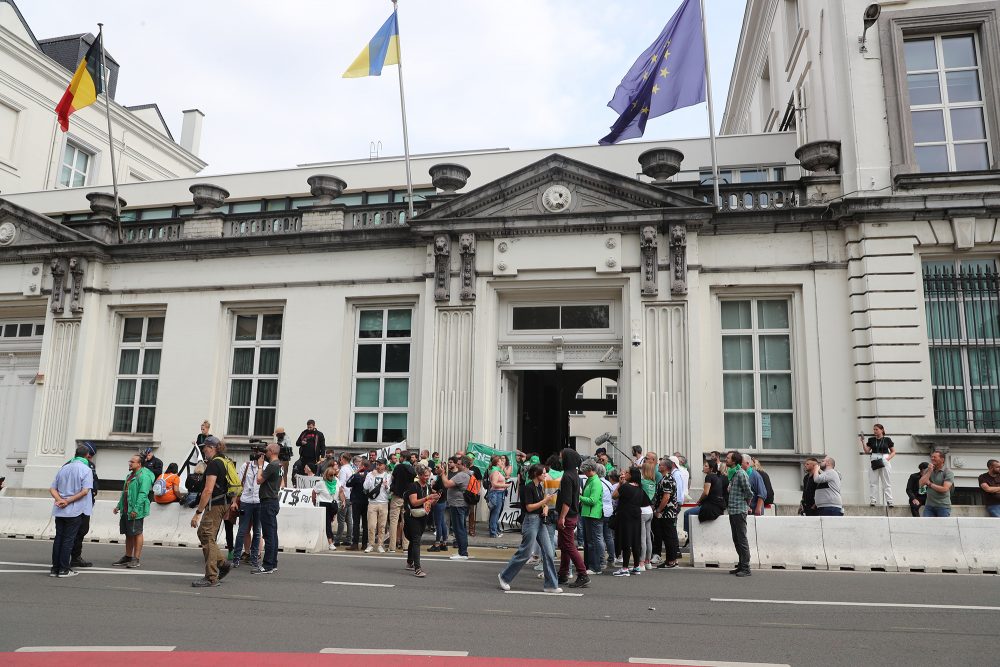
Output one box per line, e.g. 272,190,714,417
415,153,708,222
0,199,92,248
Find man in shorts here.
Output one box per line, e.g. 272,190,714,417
111,453,154,568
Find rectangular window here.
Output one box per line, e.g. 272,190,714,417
227,313,282,437
904,33,990,172
605,383,618,417
59,142,92,188
570,390,584,416
111,316,164,433
721,298,794,450
923,259,1000,431
352,307,412,443
511,304,610,331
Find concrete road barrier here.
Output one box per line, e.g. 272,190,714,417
691,513,758,569
957,517,1000,574
756,516,827,570
822,516,897,572
276,505,326,553
889,517,970,573
3,497,51,539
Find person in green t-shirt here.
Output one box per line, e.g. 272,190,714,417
919,451,955,517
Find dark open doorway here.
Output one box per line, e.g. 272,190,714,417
506,369,619,462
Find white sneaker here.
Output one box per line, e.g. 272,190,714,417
651,555,662,564
449,555,469,560
644,563,652,571
377,546,385,553
533,564,543,571
328,544,336,551
364,546,374,553
497,573,510,591
585,569,597,575
613,558,623,566
612,568,630,577
543,587,564,594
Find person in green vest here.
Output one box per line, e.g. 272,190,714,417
111,453,154,569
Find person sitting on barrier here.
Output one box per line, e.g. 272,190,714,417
153,463,182,505
919,451,954,518
807,457,843,517
684,459,726,541
979,459,1000,518
906,462,929,518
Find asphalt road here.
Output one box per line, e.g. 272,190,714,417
0,537,997,666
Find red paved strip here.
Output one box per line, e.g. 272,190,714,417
3,652,700,667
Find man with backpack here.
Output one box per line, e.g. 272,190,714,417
440,455,476,560
190,436,232,587
112,453,154,569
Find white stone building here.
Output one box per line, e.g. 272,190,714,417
1,0,998,510
0,0,206,195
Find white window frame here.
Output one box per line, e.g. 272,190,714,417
58,141,93,188
720,297,795,450
604,382,618,417
350,306,413,445
111,315,164,434
507,301,615,336
905,32,991,172
570,389,584,417
226,311,282,438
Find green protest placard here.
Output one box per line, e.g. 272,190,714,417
466,442,519,477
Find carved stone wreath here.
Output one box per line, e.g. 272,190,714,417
0,221,16,246
541,185,572,213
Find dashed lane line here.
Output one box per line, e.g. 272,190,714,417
503,590,584,597
319,648,469,657
710,597,1000,612
629,659,790,667
321,580,395,588
15,646,176,653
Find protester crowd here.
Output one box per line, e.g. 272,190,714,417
43,420,1000,584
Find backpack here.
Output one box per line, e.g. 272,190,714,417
463,472,482,505
152,476,167,497
214,455,243,497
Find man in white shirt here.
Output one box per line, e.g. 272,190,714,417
335,453,355,546
363,459,392,552
669,455,689,503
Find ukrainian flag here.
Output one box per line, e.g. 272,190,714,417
55,34,104,132
343,12,400,78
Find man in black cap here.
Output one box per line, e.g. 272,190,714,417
70,441,99,568
906,462,930,517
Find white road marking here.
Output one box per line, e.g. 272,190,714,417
418,606,454,611
0,569,50,574
629,659,790,667
16,646,176,653
0,560,201,577
503,590,583,597
0,561,50,568
320,648,468,657
710,598,1000,612
324,552,507,565
321,580,395,588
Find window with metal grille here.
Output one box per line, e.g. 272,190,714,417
923,259,1000,431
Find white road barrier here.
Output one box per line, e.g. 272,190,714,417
755,516,826,570
888,517,970,573
690,514,759,569
957,517,1000,574
822,516,897,572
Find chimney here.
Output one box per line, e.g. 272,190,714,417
180,109,205,156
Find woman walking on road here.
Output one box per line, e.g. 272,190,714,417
497,463,562,593
405,464,439,578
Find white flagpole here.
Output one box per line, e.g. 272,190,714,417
698,0,721,210
97,23,123,240
391,0,415,220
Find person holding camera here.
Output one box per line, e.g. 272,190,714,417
231,446,264,568
313,463,346,551
274,427,293,487
255,443,283,574
861,423,895,507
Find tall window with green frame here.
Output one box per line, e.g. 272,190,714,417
721,298,794,450
352,308,412,444
112,316,163,433
227,313,282,437
923,258,1000,431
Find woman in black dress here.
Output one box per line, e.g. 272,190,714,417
404,464,440,578
612,466,650,577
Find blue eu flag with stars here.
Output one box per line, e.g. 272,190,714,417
599,0,706,145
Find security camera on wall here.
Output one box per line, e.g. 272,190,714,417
631,333,641,348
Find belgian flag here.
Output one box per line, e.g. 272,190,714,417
55,34,104,132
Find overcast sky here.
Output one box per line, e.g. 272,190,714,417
19,0,746,176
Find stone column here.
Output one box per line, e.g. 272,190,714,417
643,303,689,458
35,319,81,457
431,308,475,456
